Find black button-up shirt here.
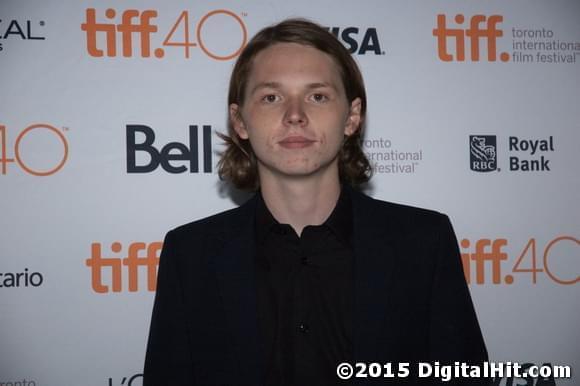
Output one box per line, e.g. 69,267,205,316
255,188,354,385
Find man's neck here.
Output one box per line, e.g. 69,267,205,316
259,171,341,237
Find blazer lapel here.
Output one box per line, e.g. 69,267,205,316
351,190,398,362
210,196,265,384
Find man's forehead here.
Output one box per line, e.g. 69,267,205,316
251,42,336,67
245,43,344,90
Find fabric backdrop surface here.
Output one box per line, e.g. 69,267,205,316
1,1,578,385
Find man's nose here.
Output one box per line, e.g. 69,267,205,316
283,98,308,126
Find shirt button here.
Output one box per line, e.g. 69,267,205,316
298,323,310,333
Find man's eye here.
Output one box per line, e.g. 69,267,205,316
310,93,329,103
262,94,279,103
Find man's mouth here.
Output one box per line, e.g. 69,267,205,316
278,136,316,149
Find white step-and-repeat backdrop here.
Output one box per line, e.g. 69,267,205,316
1,1,578,385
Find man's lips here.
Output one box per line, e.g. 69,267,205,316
278,136,316,149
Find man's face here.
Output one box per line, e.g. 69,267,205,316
230,42,361,182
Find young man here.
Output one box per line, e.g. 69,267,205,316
144,19,488,385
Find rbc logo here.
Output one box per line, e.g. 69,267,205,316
470,135,497,172
126,125,212,173
433,14,510,62
326,27,383,55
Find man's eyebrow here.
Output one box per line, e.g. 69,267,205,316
305,82,337,91
249,81,338,95
249,82,282,95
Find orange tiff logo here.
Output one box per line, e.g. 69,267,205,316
80,8,247,60
86,241,162,293
460,239,508,284
0,123,68,176
433,14,510,62
460,237,579,286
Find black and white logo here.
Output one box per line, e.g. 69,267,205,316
470,135,497,172
126,124,213,174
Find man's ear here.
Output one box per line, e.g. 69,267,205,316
229,104,249,139
344,97,362,136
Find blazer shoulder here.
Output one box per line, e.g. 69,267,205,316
355,190,447,223
352,190,451,243
167,195,257,243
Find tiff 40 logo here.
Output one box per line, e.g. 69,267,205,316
460,236,579,286
81,8,247,60
0,123,68,176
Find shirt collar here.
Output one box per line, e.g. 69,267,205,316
255,191,280,245
324,185,353,247
254,185,353,247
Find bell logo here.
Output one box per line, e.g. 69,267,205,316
433,14,510,62
126,124,213,173
86,241,162,294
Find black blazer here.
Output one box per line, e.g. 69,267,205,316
144,188,488,385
